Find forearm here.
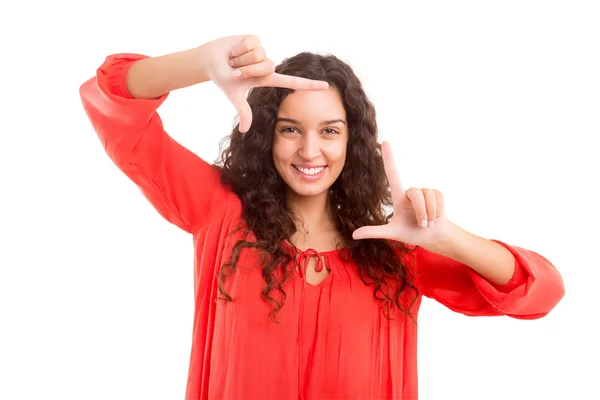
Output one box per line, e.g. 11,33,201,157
422,222,516,285
126,46,210,99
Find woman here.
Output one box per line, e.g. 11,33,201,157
79,34,565,399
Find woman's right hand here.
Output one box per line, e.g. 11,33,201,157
199,34,329,133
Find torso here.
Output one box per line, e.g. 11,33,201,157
287,230,348,286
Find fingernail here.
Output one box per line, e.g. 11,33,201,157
232,69,242,78
421,220,428,228
229,59,235,67
428,221,435,228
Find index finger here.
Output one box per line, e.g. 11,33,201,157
255,72,329,91
381,141,405,201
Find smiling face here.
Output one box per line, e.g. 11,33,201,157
272,87,348,199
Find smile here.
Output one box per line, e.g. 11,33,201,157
292,165,328,180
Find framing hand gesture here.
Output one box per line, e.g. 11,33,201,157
202,34,329,133
352,141,452,247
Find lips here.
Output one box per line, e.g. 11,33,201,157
292,164,328,180
293,165,327,174
293,164,327,169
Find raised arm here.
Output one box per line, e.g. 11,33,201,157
80,35,330,233
413,239,565,319
79,48,230,234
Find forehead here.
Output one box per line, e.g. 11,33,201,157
277,88,346,121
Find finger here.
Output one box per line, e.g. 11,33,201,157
256,72,329,91
422,188,436,226
229,93,253,133
232,59,275,79
352,225,397,241
229,34,259,58
433,189,444,218
381,141,405,203
406,188,428,228
229,47,266,68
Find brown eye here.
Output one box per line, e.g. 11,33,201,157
324,128,338,134
280,127,298,133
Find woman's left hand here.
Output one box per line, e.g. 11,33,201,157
352,141,453,247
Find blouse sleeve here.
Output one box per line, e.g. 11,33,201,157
413,239,565,319
79,53,230,234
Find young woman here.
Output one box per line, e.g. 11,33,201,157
79,34,565,399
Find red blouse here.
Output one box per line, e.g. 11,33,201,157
79,53,565,400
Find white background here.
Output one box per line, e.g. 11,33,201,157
1,1,598,399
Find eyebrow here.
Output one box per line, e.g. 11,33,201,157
275,117,346,126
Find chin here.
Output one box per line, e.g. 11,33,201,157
276,162,340,196
288,185,330,198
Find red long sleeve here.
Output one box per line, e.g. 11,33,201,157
79,53,230,234
414,239,565,319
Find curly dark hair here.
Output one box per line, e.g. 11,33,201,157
213,51,420,324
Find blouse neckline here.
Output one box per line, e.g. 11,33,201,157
280,239,348,257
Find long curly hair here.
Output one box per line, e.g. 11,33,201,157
213,51,419,324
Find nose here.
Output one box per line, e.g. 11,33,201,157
298,131,321,160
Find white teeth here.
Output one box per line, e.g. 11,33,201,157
294,165,326,176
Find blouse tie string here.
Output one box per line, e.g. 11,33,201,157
296,248,323,279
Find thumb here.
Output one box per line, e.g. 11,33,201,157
352,225,395,241
230,92,253,133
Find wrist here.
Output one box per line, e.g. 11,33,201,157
186,45,212,85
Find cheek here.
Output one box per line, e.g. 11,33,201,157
272,143,295,166
327,145,347,166
271,140,284,159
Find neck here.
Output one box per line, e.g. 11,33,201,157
286,188,335,236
